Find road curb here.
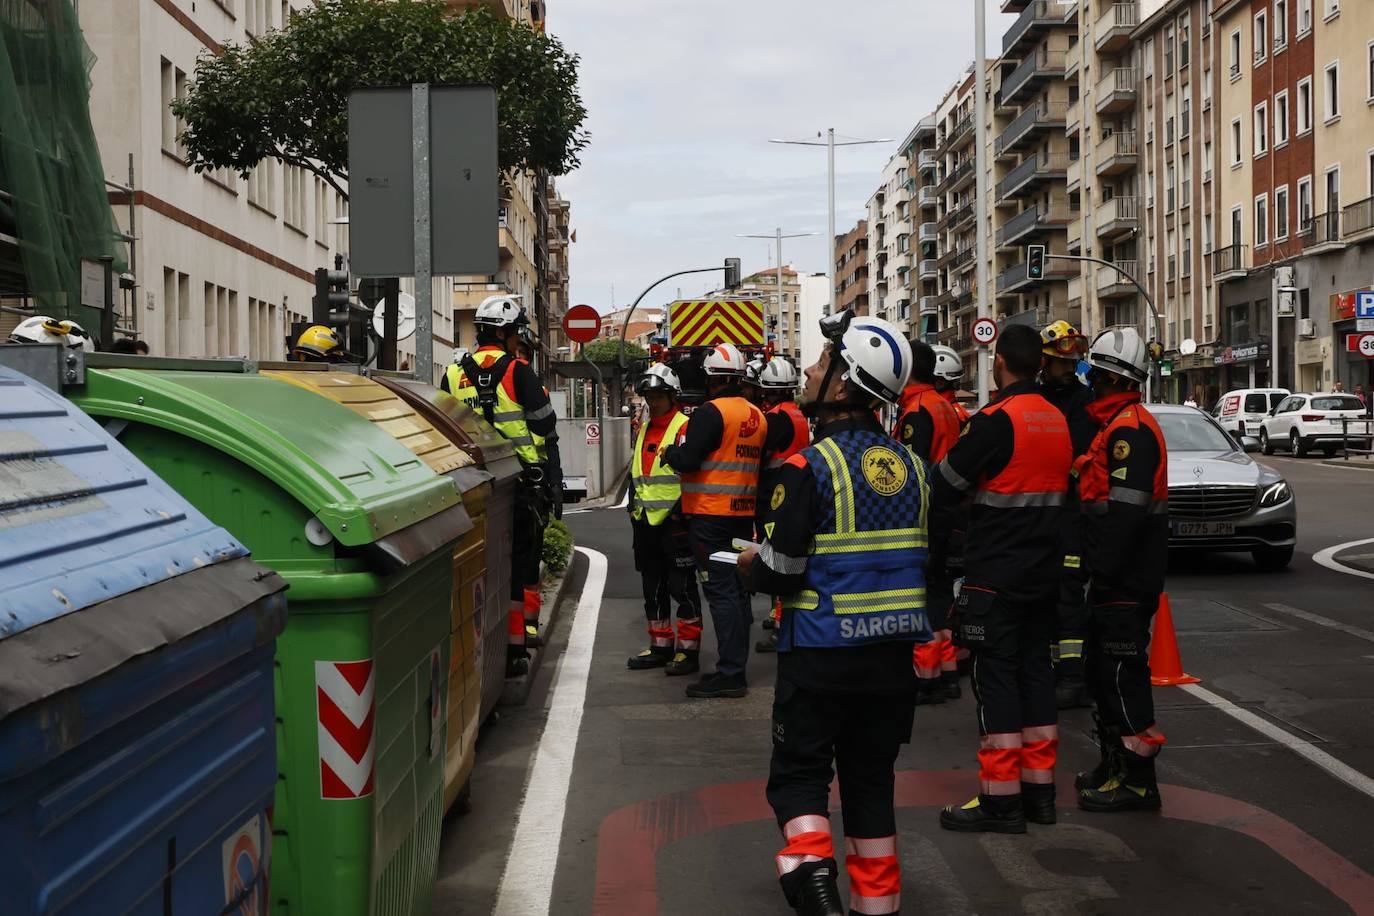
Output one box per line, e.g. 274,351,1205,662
498,546,580,708
1319,458,1374,470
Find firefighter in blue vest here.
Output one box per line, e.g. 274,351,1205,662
740,312,930,916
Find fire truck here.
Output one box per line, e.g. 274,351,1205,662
647,298,770,405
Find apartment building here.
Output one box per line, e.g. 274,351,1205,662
833,220,870,315
738,266,803,360
931,74,982,371
993,0,1077,341
899,116,941,341
82,0,353,362
545,180,572,358
866,151,912,333
1130,0,1222,402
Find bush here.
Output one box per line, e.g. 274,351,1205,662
581,338,646,363
542,518,573,574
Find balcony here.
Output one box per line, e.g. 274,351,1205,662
914,114,937,140
940,114,974,154
917,149,940,173
950,247,976,274
1000,47,1067,108
1210,243,1250,281
941,157,975,194
996,152,1069,201
1096,260,1139,298
1342,197,1374,239
1003,1,1070,55
1094,130,1138,176
950,287,975,312
1304,212,1344,253
1094,2,1138,53
996,203,1071,247
918,259,940,281
1095,195,1139,239
951,201,977,233
918,221,939,244
918,185,940,208
995,101,1068,158
919,295,940,316
1095,68,1138,114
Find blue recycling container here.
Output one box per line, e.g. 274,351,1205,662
0,366,289,916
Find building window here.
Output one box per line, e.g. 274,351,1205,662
1254,195,1269,247
1275,185,1290,240
247,161,276,214
1179,18,1190,68
1297,175,1313,231
1231,118,1243,165
1204,66,1213,109
1369,150,1374,195
1367,40,1374,102
1253,12,1267,63
1204,213,1214,253
1181,95,1191,137
1297,77,1313,133
1273,0,1287,49
1324,62,1340,122
1323,0,1338,21
1298,0,1312,34
283,164,306,231
1274,90,1289,146
1254,102,1268,156
1231,205,1243,247
1230,30,1242,78
1167,163,1177,211
1325,165,1340,213
159,59,174,154
1144,37,1154,77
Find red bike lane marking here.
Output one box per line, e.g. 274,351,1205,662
594,770,1374,916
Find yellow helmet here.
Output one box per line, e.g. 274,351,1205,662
1041,319,1087,359
293,324,340,360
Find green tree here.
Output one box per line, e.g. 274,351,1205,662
581,338,646,362
171,0,589,199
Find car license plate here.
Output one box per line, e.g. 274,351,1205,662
1175,521,1235,537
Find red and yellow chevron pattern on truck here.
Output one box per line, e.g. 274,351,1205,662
667,299,766,348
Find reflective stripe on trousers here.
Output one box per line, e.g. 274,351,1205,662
844,834,900,915
776,814,833,877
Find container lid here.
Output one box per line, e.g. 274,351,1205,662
261,370,474,476
68,369,462,548
0,366,249,638
372,377,524,483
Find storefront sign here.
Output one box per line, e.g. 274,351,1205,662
1213,341,1269,366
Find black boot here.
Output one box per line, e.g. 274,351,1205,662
1079,750,1162,812
627,646,672,669
755,630,779,653
916,679,946,705
664,650,699,677
938,795,1027,834
524,623,544,650
1074,714,1119,791
684,671,747,698
1021,783,1057,825
941,671,963,700
504,649,530,678
783,860,845,916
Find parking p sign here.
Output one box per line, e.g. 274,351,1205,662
1358,291,1374,319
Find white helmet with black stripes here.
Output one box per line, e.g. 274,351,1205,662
1087,326,1150,383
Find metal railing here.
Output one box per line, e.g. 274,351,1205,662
1095,68,1138,109
917,149,940,171
1094,2,1139,42
996,152,1069,200
1096,129,1138,160
1341,197,1374,237
1305,211,1341,247
1096,260,1139,292
918,221,939,243
997,205,1044,244
1001,46,1067,103
1003,0,1070,53
1210,243,1249,276
995,101,1069,155
1339,418,1374,459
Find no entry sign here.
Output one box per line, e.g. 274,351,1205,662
564,304,602,344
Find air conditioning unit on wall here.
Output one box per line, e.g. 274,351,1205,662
1298,317,1316,338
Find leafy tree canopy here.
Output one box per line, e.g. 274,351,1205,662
581,338,646,362
171,0,589,199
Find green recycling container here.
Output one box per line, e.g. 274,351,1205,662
68,367,472,916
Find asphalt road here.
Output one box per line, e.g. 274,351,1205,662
435,455,1374,916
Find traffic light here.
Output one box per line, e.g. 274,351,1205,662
1026,245,1046,280
312,264,350,324
724,257,742,290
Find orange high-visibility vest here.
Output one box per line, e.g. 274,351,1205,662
895,382,961,463
679,396,766,516
764,400,810,469
972,394,1071,509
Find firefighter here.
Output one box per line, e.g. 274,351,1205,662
895,339,963,704
1037,320,1098,709
743,356,767,407
754,356,810,654
515,325,562,634
739,312,928,916
931,323,1073,834
290,324,341,362
443,296,558,677
662,343,766,699
626,364,704,674
1075,327,1169,812
931,344,970,424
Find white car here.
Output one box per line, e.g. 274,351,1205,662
1211,387,1289,438
1259,392,1372,457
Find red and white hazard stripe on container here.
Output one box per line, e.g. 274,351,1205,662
316,659,376,799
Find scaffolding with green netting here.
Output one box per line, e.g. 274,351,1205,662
0,0,125,335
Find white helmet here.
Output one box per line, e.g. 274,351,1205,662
837,316,912,404
636,362,680,395
758,356,799,391
8,315,93,351
1087,326,1150,383
744,357,766,387
473,295,526,329
702,343,746,377
932,344,964,382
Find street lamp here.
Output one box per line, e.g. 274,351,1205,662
738,229,816,352
769,130,890,313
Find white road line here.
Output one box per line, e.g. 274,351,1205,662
1262,602,1374,644
1312,537,1374,581
493,547,608,916
1180,683,1374,803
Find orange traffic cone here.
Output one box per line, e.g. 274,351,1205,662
1149,593,1200,686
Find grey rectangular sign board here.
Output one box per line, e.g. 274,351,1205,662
348,85,499,277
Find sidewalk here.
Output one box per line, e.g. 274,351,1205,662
1321,452,1374,470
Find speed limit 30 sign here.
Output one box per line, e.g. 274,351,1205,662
972,317,999,347
1346,333,1374,358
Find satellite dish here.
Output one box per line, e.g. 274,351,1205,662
372,292,416,342
1179,338,1197,356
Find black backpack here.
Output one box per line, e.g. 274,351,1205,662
460,352,513,426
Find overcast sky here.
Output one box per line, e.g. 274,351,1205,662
552,1,1015,315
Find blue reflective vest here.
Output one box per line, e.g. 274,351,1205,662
778,429,933,650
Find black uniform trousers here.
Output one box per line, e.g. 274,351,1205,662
687,515,756,678
1055,509,1091,676
1085,587,1160,740
767,674,916,849
631,516,701,623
